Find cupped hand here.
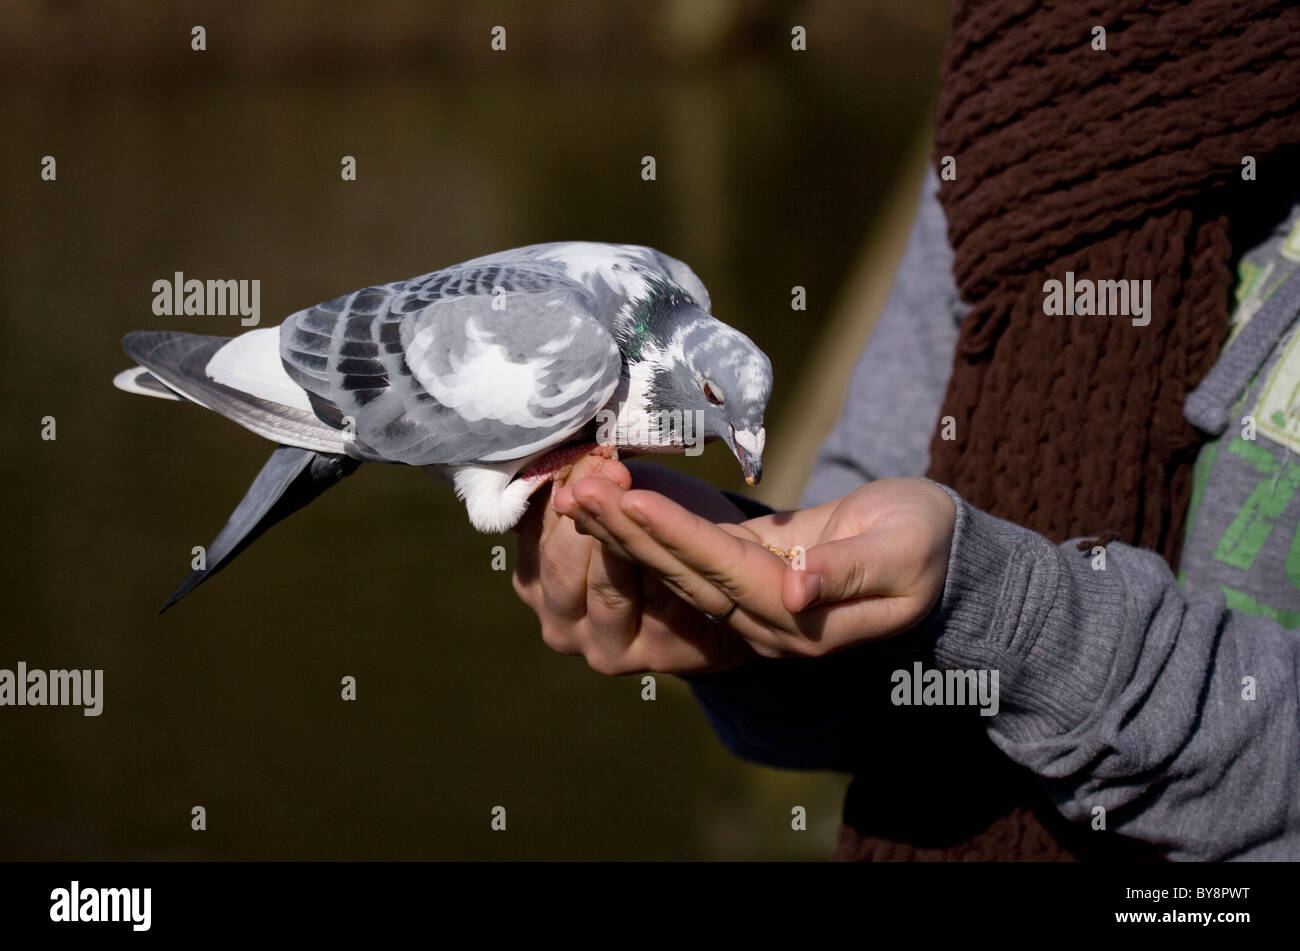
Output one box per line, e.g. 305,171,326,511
554,474,956,660
511,454,760,675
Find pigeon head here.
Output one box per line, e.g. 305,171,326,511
684,322,772,485
630,297,773,485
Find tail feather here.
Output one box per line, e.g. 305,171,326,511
120,330,353,455
112,366,185,401
160,446,361,613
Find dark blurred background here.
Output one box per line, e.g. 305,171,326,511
0,0,946,859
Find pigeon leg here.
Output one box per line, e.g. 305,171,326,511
515,442,619,497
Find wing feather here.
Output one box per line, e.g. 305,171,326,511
279,265,622,466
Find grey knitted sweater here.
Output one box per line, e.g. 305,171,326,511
687,169,1300,861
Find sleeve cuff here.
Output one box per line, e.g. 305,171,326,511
919,482,1127,741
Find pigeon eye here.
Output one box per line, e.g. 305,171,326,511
702,380,724,406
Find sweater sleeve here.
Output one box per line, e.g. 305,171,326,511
922,485,1300,861
685,167,1299,859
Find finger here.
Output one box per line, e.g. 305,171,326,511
617,491,919,655
778,579,929,647
605,492,809,655
511,481,551,586
536,506,595,623
619,489,789,621
781,530,909,612
570,481,738,618
630,577,759,672
767,535,936,649
532,481,569,556
561,480,638,563
584,541,640,649
560,463,754,563
520,452,629,616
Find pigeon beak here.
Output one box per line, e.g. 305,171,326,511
728,425,765,486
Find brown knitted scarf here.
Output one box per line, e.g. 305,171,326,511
836,0,1300,861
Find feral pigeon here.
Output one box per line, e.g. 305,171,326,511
114,242,773,610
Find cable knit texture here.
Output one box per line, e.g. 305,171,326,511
836,0,1300,862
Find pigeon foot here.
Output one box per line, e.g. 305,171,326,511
453,444,622,533
515,441,620,497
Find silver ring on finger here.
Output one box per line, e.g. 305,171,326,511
702,600,737,624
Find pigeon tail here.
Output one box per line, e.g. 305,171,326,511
120,330,354,455
160,446,361,613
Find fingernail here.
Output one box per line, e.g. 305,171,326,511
794,572,822,610
553,487,574,512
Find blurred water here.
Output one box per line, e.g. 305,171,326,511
0,40,939,859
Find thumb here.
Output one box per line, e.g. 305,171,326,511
782,532,897,613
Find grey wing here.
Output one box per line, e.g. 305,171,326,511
279,266,623,466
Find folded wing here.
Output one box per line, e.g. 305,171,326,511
279,264,624,466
